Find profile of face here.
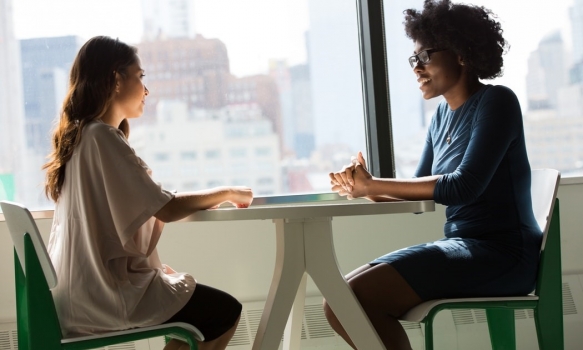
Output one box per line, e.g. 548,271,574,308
411,41,464,101
113,57,149,119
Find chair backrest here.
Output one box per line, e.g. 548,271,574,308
530,169,561,251
1,200,63,348
1,201,57,288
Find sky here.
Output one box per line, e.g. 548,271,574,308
11,0,577,104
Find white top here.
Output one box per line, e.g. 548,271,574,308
47,121,195,337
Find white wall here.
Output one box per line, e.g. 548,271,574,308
1,180,582,346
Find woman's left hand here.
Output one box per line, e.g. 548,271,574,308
330,152,372,199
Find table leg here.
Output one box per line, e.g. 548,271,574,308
283,272,307,350
252,219,307,350
303,218,386,350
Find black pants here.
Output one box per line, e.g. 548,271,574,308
163,284,242,341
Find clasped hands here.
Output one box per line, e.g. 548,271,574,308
329,151,372,200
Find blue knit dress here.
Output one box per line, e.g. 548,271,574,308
371,85,542,300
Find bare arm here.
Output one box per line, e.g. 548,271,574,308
359,174,440,201
154,186,253,223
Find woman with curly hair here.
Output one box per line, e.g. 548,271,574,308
325,1,540,349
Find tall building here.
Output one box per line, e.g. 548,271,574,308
0,0,26,202
269,60,315,159
137,36,231,116
20,36,83,155
137,36,283,151
142,0,196,41
523,16,583,174
289,64,314,159
307,0,365,152
570,0,583,64
525,31,567,110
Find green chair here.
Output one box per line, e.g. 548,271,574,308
400,168,563,350
1,200,202,350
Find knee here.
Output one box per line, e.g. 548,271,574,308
347,277,371,303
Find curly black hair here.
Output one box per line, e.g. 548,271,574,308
404,0,508,80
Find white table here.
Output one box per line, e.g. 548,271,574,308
183,198,435,350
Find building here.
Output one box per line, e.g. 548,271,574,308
20,36,83,154
570,0,583,64
269,60,315,159
136,36,283,152
141,0,196,41
525,31,567,110
130,100,281,196
0,0,26,202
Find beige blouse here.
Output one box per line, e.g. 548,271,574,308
48,120,195,337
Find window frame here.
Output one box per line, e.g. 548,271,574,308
357,0,396,179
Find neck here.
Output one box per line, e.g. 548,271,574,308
444,77,483,110
100,105,124,128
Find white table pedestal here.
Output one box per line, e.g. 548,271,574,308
251,217,385,350
182,199,435,350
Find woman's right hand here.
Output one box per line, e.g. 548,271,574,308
330,151,370,199
226,186,254,208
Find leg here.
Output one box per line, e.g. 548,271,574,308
163,284,242,350
164,315,241,350
323,263,423,350
305,219,385,349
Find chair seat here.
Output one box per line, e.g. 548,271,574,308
401,295,539,322
60,322,205,344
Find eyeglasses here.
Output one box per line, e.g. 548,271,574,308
408,48,447,68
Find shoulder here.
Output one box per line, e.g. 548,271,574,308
80,121,133,156
83,120,126,140
83,121,130,146
480,85,519,105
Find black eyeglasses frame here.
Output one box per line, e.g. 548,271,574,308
408,48,448,68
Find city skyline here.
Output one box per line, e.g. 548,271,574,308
11,0,576,106
3,0,583,207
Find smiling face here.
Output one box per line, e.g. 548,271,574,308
412,41,465,103
114,57,149,119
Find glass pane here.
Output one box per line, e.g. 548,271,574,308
1,0,367,209
385,0,583,178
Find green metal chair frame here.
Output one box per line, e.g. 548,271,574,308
1,201,202,350
400,169,563,350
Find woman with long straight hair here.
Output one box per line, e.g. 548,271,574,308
44,36,252,350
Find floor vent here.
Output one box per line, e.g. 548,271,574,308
304,304,335,339
452,309,475,325
400,321,422,330
228,312,251,346
474,309,487,323
9,331,15,350
0,331,12,350
514,309,535,320
563,282,578,315
106,343,135,350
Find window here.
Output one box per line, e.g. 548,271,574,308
3,0,578,211
384,0,583,178
2,0,367,209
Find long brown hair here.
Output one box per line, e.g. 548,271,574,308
43,36,137,201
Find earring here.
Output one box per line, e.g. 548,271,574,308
460,61,465,66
